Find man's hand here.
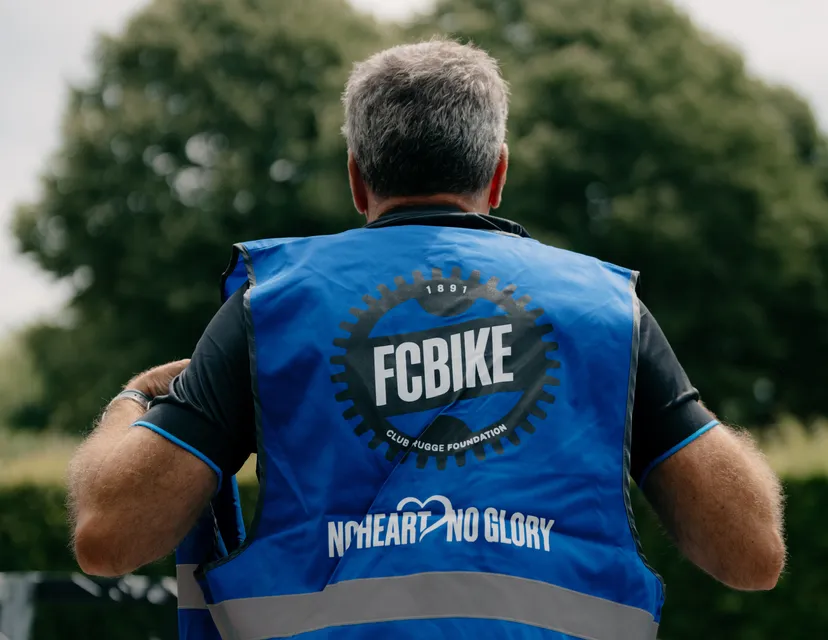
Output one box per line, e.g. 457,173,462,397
644,423,786,591
68,360,216,577
125,359,190,398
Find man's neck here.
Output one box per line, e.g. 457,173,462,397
367,194,489,223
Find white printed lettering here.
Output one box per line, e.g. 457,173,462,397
345,521,358,551
396,343,422,402
525,515,540,550
356,515,372,549
447,509,464,542
450,333,464,392
385,513,401,546
372,514,386,547
540,518,555,552
498,509,512,544
325,497,556,559
373,345,395,407
464,507,479,542
464,328,492,388
484,508,499,543
511,512,525,547
423,337,451,399
401,512,418,545
491,324,514,383
328,521,344,558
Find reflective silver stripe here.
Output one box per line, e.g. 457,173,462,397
207,571,658,640
176,564,207,610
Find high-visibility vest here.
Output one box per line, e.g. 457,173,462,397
183,224,664,639
176,477,245,640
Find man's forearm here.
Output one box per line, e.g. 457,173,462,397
69,360,216,577
68,398,145,525
645,424,785,590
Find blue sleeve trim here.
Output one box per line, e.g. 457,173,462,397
637,419,720,487
132,421,223,488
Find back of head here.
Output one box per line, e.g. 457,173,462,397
343,39,509,199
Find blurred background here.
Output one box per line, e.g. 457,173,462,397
1,0,827,638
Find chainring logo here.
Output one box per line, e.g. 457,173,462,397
330,267,560,469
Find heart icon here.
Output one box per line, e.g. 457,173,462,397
396,495,455,541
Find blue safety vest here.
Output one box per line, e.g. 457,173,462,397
178,224,664,639
176,477,246,640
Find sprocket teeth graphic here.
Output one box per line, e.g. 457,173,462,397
332,268,562,469
519,420,536,434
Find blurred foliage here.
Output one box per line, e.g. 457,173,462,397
0,337,47,431
3,479,827,638
11,0,391,433
9,0,828,433
0,427,77,486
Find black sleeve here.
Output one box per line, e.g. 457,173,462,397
136,284,256,478
629,302,719,486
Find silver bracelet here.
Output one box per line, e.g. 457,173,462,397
111,389,151,410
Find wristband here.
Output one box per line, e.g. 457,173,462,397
111,389,152,410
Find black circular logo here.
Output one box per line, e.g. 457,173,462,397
330,267,560,470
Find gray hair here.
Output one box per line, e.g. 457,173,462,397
342,39,509,198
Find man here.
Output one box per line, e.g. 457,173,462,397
69,40,785,639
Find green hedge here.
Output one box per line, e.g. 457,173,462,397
2,480,827,639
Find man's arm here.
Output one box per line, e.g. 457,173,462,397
69,285,256,577
68,361,217,577
631,302,785,590
643,422,785,591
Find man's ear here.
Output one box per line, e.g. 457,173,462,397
348,152,369,215
488,144,509,210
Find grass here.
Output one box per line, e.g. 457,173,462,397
2,418,828,487
759,416,828,479
0,428,78,486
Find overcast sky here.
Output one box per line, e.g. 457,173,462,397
1,0,826,336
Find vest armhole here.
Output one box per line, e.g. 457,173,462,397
621,272,666,597
199,246,267,578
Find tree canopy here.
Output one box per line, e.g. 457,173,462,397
10,0,828,432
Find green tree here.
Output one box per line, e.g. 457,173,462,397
412,0,828,424
12,0,389,432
